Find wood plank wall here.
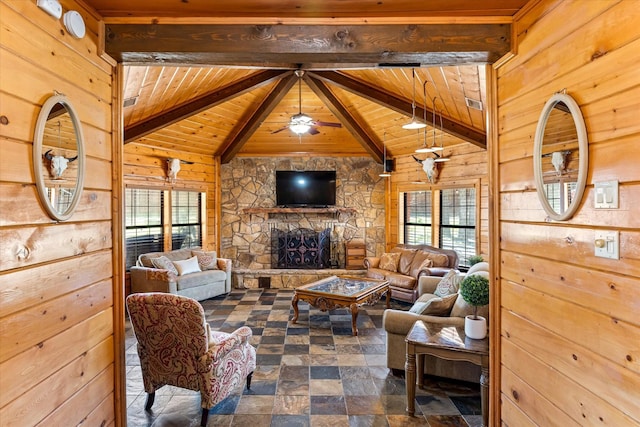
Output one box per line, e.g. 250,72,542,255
0,0,118,424
123,144,220,251
495,0,640,425
387,142,489,257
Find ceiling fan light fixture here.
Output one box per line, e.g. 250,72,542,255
290,123,311,134
434,157,450,162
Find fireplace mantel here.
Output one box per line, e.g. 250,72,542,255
243,207,357,215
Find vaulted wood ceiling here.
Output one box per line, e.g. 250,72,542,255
85,0,530,163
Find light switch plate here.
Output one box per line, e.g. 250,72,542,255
594,180,619,209
594,230,619,260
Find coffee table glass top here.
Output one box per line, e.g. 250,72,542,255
302,275,385,297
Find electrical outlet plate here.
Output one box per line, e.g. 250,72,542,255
594,231,619,260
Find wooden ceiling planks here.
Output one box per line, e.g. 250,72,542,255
83,0,529,162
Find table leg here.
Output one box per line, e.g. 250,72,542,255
349,303,359,336
291,294,299,324
416,354,424,389
480,366,489,427
405,348,416,416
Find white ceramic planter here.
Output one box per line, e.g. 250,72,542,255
465,315,487,339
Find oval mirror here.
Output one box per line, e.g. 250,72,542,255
533,92,588,221
33,94,85,221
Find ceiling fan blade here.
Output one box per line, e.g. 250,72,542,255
313,121,342,128
271,126,290,134
308,127,321,135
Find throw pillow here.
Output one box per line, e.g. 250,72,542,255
150,256,179,275
192,250,218,270
172,256,202,276
409,293,458,316
379,252,401,272
434,269,460,297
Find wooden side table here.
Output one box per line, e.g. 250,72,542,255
405,320,489,427
345,240,365,270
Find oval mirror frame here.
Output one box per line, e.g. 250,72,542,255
33,94,85,221
533,92,588,221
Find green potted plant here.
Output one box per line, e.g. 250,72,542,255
459,274,490,339
468,254,484,266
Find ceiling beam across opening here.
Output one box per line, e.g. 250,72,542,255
105,23,511,68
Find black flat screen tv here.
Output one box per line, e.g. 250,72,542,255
276,170,336,207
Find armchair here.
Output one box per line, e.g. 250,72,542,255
126,293,256,426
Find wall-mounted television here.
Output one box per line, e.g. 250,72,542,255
276,170,336,207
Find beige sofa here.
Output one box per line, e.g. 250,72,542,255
130,248,232,301
364,244,459,303
382,262,489,383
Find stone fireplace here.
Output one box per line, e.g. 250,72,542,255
271,227,332,269
220,157,387,288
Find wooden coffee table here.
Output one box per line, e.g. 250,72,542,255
291,275,390,336
405,320,489,426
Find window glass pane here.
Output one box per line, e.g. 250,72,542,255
439,188,476,267
125,188,164,269
171,190,202,250
403,191,432,244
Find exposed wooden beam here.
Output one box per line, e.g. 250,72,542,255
309,70,486,148
219,73,298,163
304,74,382,163
124,69,289,143
105,24,510,68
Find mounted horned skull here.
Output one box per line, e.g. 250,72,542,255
413,155,438,183
44,150,78,179
166,158,194,183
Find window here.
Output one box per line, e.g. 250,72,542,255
125,188,204,269
404,191,432,244
171,190,202,250
401,186,477,268
439,188,476,267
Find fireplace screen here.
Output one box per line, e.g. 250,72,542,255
271,227,331,269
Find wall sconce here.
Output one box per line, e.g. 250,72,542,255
37,0,86,39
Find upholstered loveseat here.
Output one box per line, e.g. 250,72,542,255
364,244,459,303
130,248,232,301
382,262,489,383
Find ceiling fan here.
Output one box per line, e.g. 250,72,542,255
271,70,342,136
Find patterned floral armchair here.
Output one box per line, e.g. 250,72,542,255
126,293,256,426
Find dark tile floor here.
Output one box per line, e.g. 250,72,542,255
126,289,482,427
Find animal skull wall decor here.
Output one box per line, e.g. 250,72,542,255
166,158,194,183
412,155,438,183
44,149,78,179
551,150,570,176
167,158,181,183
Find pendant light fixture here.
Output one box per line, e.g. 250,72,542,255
416,80,439,153
402,68,427,130
432,98,450,162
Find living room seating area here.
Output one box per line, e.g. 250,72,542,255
125,288,483,426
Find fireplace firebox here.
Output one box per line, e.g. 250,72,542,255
271,227,331,269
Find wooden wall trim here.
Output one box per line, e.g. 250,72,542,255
486,63,502,427
112,63,126,427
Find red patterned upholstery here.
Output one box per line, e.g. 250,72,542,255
126,293,256,425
